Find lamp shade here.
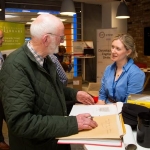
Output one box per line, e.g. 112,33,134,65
60,0,76,16
116,1,130,19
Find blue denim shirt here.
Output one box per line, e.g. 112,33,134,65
99,58,145,103
0,52,4,70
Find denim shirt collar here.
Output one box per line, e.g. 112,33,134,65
111,58,134,72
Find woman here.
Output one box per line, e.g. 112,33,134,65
97,34,145,104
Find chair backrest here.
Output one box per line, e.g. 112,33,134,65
135,62,147,68
87,82,101,91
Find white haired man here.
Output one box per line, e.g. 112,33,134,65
0,14,97,150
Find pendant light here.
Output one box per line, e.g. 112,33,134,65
0,3,2,11
60,0,76,16
116,0,130,19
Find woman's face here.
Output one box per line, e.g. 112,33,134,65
110,39,131,63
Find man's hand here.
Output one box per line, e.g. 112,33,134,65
76,91,95,105
76,113,98,131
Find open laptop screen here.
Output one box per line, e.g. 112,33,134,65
83,48,94,56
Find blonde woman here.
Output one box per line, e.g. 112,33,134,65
97,34,145,104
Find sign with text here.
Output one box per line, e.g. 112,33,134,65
96,28,117,82
0,21,25,52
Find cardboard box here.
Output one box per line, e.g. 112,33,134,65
73,76,82,90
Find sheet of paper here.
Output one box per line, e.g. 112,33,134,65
84,124,137,150
116,102,123,114
123,124,137,150
69,104,118,116
84,144,125,150
136,96,150,101
129,94,150,101
58,138,122,147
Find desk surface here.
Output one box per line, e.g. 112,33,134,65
84,131,149,150
140,68,150,72
87,91,99,97
141,68,150,90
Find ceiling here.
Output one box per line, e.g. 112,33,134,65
5,0,122,24
4,0,131,33
74,0,117,4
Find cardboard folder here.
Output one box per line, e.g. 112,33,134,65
57,104,126,147
58,114,125,140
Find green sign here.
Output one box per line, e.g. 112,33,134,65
0,21,25,51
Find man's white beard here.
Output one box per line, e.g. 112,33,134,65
54,46,59,53
48,39,58,54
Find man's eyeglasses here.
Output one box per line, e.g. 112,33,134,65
47,33,65,41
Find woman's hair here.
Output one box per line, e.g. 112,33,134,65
59,45,66,53
112,34,138,59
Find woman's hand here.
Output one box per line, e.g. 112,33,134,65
95,100,105,105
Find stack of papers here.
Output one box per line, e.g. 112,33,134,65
69,103,123,116
57,104,125,147
58,104,137,149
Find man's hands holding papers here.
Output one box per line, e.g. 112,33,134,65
76,91,95,105
76,113,98,131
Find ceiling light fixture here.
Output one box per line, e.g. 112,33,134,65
5,15,19,18
60,19,67,22
60,0,76,16
116,0,130,19
0,3,2,11
26,22,32,24
31,18,36,20
37,12,49,14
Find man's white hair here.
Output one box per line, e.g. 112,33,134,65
30,14,63,39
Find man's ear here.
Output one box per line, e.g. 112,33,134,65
42,34,49,47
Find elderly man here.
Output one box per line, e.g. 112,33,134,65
0,14,97,150
0,30,10,150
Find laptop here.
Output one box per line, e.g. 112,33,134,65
83,48,94,56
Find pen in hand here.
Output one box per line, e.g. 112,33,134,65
88,116,94,120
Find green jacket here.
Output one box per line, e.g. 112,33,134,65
0,43,78,150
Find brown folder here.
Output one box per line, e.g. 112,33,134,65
58,114,125,140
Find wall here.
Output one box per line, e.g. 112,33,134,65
127,0,150,66
82,3,102,82
111,2,127,34
82,2,128,82
64,23,72,53
102,2,127,34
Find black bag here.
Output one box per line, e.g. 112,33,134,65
122,103,150,129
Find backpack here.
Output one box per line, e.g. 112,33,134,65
122,103,150,129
